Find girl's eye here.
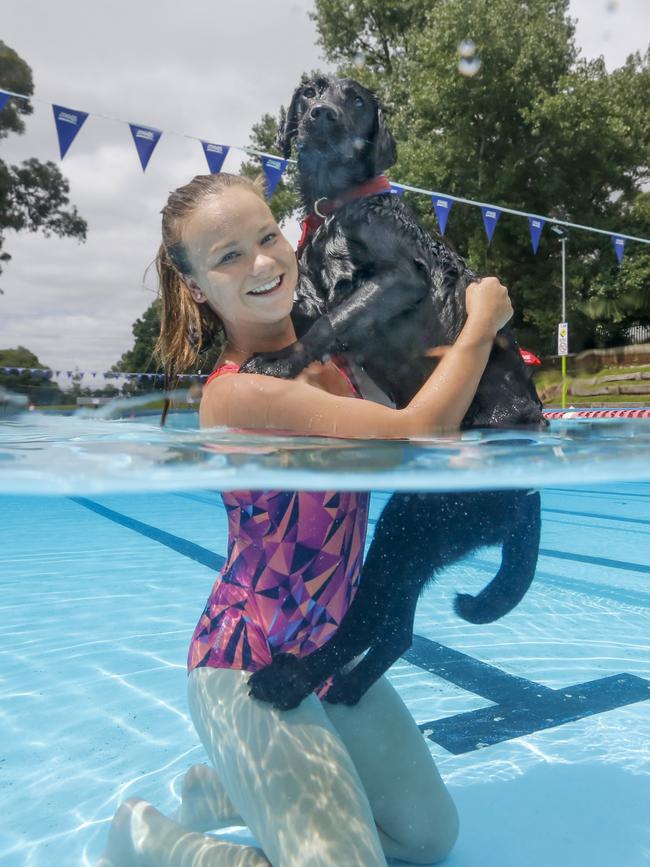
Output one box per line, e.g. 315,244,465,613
219,251,239,264
262,232,277,244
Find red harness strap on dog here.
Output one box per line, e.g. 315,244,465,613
296,175,393,259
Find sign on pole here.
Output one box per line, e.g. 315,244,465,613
558,322,569,356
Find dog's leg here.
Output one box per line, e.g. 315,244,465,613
247,565,386,710
324,582,421,706
240,266,430,378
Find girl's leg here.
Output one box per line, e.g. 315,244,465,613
188,666,388,867
323,674,459,865
95,796,267,867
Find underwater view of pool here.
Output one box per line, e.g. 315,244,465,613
1,409,649,866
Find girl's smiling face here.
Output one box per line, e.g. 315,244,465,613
181,187,298,348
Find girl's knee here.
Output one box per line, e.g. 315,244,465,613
393,798,459,864
416,808,459,864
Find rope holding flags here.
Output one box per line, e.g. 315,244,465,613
0,366,209,383
0,86,646,260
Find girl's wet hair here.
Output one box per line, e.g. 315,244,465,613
155,172,266,423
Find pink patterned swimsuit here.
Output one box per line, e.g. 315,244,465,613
188,361,370,698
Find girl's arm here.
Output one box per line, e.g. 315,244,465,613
200,278,512,439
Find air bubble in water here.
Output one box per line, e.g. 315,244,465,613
458,39,476,58
458,57,482,77
354,50,366,67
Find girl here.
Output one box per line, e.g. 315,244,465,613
97,172,512,867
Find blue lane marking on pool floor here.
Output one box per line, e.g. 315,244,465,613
405,635,650,754
69,495,650,755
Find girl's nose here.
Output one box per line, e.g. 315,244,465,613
251,250,275,276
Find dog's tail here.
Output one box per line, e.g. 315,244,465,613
454,490,541,624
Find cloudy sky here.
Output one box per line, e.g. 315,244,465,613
1,0,647,381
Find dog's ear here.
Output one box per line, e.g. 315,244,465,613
276,86,303,159
373,106,397,173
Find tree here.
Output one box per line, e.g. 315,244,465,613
298,0,650,353
0,41,87,289
0,345,65,405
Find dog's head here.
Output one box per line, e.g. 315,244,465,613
277,76,397,200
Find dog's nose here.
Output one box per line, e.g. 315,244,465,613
309,103,340,124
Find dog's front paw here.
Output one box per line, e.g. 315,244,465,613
248,653,313,710
240,345,308,379
322,672,367,707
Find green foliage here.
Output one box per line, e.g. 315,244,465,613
303,0,650,353
0,40,87,285
0,345,65,404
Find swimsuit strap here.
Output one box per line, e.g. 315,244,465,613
204,362,241,387
204,357,359,397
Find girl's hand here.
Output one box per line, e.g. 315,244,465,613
465,277,513,337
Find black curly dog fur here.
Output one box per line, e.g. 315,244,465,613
246,77,545,709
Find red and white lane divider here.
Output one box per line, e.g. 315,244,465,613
543,408,650,419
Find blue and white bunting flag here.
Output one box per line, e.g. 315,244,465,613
261,156,288,198
129,123,162,171
613,235,626,265
432,196,453,235
52,104,89,158
390,184,404,197
0,91,11,112
528,217,545,254
481,206,501,243
201,141,229,174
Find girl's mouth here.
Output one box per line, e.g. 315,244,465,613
247,275,283,297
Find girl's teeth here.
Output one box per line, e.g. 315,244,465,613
249,277,280,295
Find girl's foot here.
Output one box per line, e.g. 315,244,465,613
94,798,159,867
176,763,244,831
95,797,266,866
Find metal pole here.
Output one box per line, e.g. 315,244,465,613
561,238,567,408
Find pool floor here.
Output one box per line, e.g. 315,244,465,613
1,484,649,866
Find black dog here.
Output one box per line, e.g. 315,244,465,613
246,77,545,709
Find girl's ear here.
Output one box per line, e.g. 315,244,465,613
184,277,207,304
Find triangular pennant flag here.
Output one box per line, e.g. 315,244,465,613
129,123,162,171
201,141,229,174
528,217,545,254
261,156,288,198
390,183,404,197
481,206,501,243
613,235,626,265
52,104,88,158
432,196,453,234
0,91,11,113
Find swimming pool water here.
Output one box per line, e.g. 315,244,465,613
1,411,649,866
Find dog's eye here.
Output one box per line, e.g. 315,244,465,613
302,87,316,99
353,96,364,108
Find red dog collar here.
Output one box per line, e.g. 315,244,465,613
297,175,393,259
